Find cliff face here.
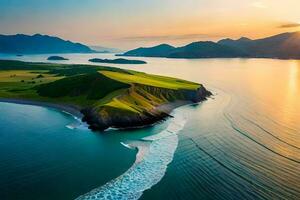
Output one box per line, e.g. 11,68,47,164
81,84,211,131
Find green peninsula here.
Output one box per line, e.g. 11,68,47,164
0,60,211,131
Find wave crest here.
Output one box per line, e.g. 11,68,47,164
76,113,186,200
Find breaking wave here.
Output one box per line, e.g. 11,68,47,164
76,112,186,200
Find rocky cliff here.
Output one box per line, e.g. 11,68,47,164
81,84,211,131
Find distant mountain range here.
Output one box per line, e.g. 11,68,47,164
119,44,176,57
0,34,95,54
89,45,123,53
120,32,300,59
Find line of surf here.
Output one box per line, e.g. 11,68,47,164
76,111,187,200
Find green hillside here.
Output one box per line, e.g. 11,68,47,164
0,60,210,130
36,73,130,100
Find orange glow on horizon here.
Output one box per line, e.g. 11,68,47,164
1,0,300,49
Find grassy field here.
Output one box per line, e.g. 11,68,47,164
0,60,130,106
0,60,206,129
0,70,59,99
101,70,199,90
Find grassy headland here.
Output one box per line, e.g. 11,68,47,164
0,60,211,131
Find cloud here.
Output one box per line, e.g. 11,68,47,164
279,23,300,28
251,1,267,8
119,33,222,42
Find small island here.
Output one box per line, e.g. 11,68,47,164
47,56,69,61
0,60,211,131
89,58,146,64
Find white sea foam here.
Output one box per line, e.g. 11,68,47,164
76,112,187,200
66,122,89,130
66,124,76,130
61,110,80,120
65,111,89,131
120,142,134,150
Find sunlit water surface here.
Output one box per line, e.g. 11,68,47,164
0,53,299,199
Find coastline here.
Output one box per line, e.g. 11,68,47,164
82,85,212,131
0,59,211,132
0,98,83,119
123,100,202,164
0,87,211,131
0,98,194,130
104,100,194,131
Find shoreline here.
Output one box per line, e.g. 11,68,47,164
118,54,300,61
123,101,199,164
0,93,210,132
0,98,83,119
104,100,193,131
0,98,190,130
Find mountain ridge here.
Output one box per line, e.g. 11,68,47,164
0,34,95,54
120,32,300,59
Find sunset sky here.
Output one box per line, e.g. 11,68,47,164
1,0,300,49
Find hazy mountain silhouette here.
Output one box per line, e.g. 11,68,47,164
120,44,175,57
167,41,247,58
0,34,94,54
218,32,300,59
89,45,123,53
121,32,300,59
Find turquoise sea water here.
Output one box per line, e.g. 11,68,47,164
0,54,299,199
0,102,131,199
0,102,170,200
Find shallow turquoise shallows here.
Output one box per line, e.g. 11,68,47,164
0,102,168,200
0,54,300,200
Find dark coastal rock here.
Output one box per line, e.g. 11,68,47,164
81,108,171,131
47,56,69,61
81,85,211,131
